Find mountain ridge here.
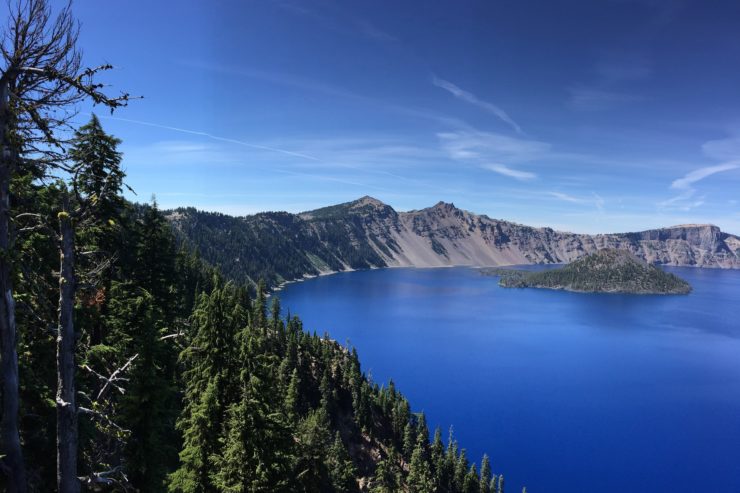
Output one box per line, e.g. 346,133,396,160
166,196,740,288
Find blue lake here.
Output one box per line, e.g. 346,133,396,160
278,266,740,493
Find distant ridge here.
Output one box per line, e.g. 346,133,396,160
166,197,740,288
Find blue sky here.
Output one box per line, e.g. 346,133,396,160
66,0,740,233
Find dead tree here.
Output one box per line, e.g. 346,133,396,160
0,1,130,491
56,197,77,493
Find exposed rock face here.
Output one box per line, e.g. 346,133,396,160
337,198,740,270
167,196,740,287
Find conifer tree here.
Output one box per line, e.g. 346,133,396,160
480,454,492,493
463,464,479,493
431,427,446,487
455,449,469,492
407,441,435,493
371,452,401,493
1,2,130,486
327,432,357,492
109,285,175,491
403,420,417,460
294,408,332,491
169,284,241,492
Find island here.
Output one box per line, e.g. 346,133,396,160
481,249,692,294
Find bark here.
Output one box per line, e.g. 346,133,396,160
0,75,27,493
56,201,79,493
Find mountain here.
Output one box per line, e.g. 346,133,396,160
485,249,692,294
166,196,740,288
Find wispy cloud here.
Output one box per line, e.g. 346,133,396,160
659,159,738,211
548,191,605,211
658,189,705,211
701,135,740,161
432,76,523,134
437,130,550,163
569,52,650,111
357,20,398,42
275,1,398,44
568,86,642,111
482,164,537,181
181,61,469,129
670,162,740,190
102,115,320,161
594,53,652,82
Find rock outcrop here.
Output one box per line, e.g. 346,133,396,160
167,196,740,287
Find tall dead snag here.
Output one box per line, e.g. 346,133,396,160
0,72,24,492
57,200,77,493
0,1,130,491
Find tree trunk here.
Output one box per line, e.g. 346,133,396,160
56,199,79,493
0,77,27,493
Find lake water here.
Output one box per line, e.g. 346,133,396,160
278,266,740,493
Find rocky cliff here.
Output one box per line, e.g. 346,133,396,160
167,196,740,287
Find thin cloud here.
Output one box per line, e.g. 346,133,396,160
548,192,605,211
548,192,589,204
101,115,320,161
568,86,642,111
670,162,739,190
432,76,523,134
181,61,470,129
701,136,740,161
437,130,550,163
482,164,537,181
658,190,706,211
594,53,652,82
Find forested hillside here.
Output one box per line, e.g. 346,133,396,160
0,3,508,491
168,197,740,290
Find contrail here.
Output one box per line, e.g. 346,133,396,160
99,115,321,161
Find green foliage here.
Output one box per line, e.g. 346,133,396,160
488,248,692,294
165,197,398,289
13,122,506,491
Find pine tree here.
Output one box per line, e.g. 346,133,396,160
285,368,301,421
407,440,435,493
293,409,332,491
403,420,417,460
327,432,357,492
480,454,492,493
463,464,479,493
169,283,242,492
110,285,175,491
167,376,221,493
431,427,446,486
455,449,469,492
215,296,292,492
371,452,401,493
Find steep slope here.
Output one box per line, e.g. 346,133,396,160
166,197,740,288
487,249,692,294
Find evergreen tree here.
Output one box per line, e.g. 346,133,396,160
455,449,469,492
293,409,332,491
428,428,445,488
403,420,417,460
327,432,357,492
168,377,221,493
463,464,479,493
169,283,243,492
480,454,492,493
407,441,435,493
371,451,401,493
